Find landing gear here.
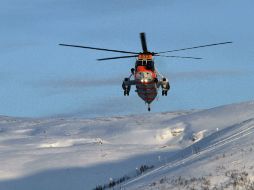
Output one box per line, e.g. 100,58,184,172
161,79,170,96
122,67,136,96
155,69,170,97
162,90,168,96
124,90,129,96
122,78,131,96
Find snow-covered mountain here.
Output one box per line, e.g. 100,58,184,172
0,101,254,190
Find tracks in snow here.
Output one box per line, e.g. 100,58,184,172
121,118,254,189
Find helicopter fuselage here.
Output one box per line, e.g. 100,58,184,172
122,53,170,111
134,54,158,104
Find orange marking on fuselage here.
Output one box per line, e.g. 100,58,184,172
138,54,153,60
136,66,148,72
135,66,157,79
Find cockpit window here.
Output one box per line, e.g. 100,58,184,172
136,60,143,66
135,60,154,70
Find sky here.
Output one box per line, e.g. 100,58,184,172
0,0,254,118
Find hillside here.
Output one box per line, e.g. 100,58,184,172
0,101,254,190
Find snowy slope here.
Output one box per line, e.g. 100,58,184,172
0,101,254,190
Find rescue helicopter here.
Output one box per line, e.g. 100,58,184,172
59,33,232,111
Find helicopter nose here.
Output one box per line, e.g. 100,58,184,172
137,72,153,83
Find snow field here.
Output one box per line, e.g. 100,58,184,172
0,101,254,190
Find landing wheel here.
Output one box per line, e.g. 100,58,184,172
162,90,168,96
124,90,129,96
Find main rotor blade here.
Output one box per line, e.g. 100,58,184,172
155,55,203,59
97,55,138,61
156,41,233,54
140,33,148,53
59,44,139,54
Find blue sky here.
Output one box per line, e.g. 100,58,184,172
1,0,254,118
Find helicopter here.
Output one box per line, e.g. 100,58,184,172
59,33,232,111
